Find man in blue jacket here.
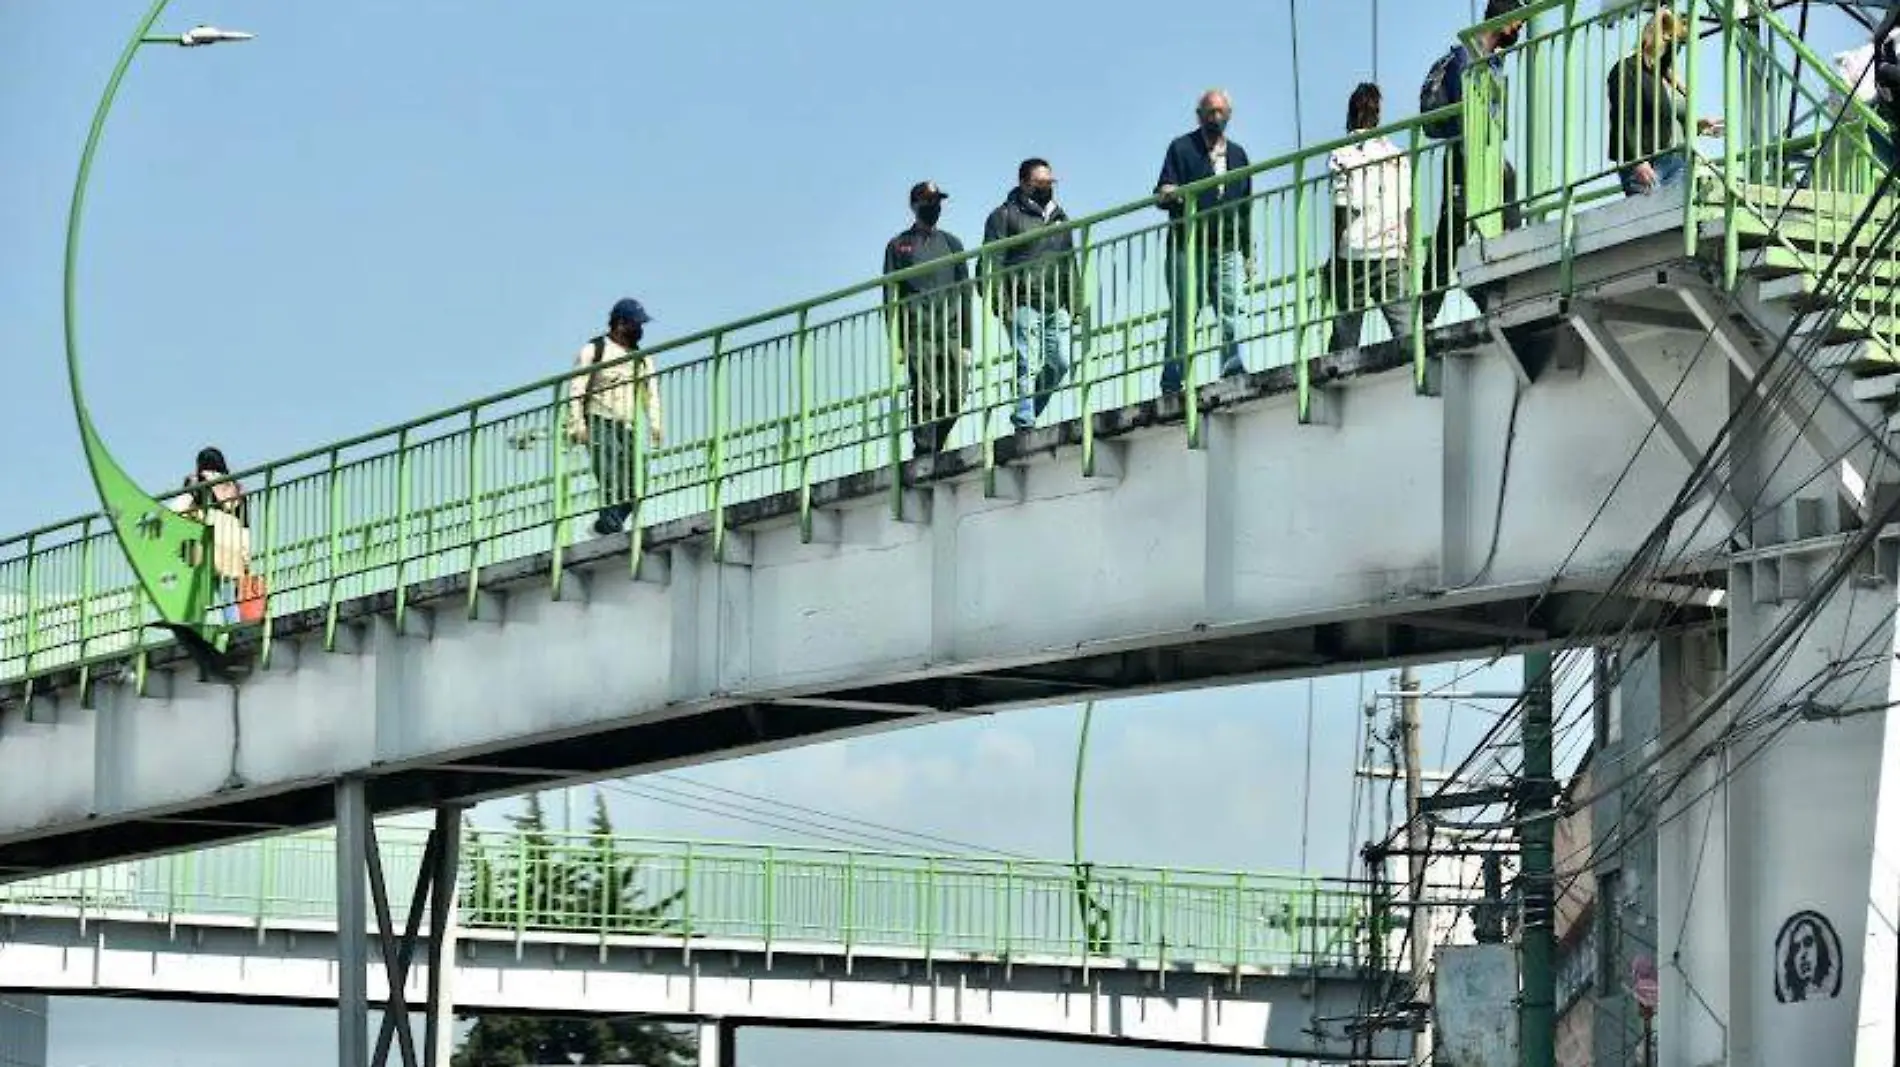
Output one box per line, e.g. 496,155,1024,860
1155,89,1253,396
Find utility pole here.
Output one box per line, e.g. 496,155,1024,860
1399,665,1432,1067
1519,651,1557,1067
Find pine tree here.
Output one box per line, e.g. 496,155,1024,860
453,792,696,1066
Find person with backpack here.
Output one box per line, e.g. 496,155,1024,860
982,158,1080,431
1418,0,1527,325
565,298,665,536
167,446,254,624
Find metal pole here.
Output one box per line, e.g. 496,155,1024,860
336,777,371,1067
1399,666,1431,1067
425,805,463,1067
1519,650,1557,1067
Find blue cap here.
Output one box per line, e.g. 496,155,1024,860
610,298,652,325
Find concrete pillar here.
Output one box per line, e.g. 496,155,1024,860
337,776,371,1067
1659,563,1900,1066
698,1020,735,1067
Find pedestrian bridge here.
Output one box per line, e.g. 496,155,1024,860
0,828,1399,1059
1,16,1898,1067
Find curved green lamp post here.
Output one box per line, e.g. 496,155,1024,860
1071,700,1113,955
65,1,251,641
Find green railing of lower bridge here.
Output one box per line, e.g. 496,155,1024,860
0,829,1380,972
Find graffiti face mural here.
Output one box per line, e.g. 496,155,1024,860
1774,911,1842,1004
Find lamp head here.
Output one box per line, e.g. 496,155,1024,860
178,25,254,47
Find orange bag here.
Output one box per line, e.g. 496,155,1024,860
236,574,269,624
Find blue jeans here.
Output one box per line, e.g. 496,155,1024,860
1160,248,1246,394
1619,150,1685,197
1009,306,1073,429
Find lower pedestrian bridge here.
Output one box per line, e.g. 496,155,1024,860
0,828,1399,1059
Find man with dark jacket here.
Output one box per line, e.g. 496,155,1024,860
983,158,1079,430
883,180,972,456
1421,0,1527,325
1155,89,1253,395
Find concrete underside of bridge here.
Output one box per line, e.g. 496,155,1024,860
0,198,1763,880
0,908,1404,1060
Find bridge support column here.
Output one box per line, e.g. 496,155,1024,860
697,1020,736,1067
337,776,371,1067
1657,546,1900,1067
334,779,466,1067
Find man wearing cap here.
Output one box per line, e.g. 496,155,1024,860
566,298,665,536
883,181,972,456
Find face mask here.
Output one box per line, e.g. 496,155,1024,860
1201,116,1228,138
1029,186,1054,207
915,202,942,226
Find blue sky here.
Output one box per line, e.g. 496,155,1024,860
0,0,1877,1064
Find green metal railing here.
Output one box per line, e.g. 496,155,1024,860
0,829,1376,971
1,0,1890,692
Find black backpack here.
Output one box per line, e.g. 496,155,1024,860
1420,46,1465,140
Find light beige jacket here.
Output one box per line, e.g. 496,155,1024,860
567,335,664,440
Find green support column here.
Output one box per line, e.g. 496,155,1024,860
1519,650,1556,1067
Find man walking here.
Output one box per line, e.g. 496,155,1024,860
566,298,665,536
984,159,1078,430
1419,0,1527,325
1156,88,1253,395
1327,83,1413,351
884,181,972,457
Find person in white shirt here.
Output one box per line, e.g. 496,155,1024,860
566,298,665,536
1326,84,1413,352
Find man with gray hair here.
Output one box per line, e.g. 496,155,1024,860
1155,88,1253,396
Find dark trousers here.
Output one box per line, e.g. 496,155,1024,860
1422,151,1521,325
587,414,636,534
901,314,967,456
1326,258,1412,352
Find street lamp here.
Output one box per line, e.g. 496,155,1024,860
64,2,251,647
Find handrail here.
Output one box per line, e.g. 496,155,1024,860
6,103,1464,549
0,828,1380,970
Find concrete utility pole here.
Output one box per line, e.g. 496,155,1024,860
1519,651,1557,1067
1399,666,1432,1067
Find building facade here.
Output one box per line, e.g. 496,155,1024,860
1553,647,1666,1067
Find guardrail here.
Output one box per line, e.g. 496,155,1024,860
0,829,1379,972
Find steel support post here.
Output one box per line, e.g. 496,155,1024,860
426,805,463,1067
337,776,371,1067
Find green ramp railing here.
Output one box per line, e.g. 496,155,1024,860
0,828,1378,972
